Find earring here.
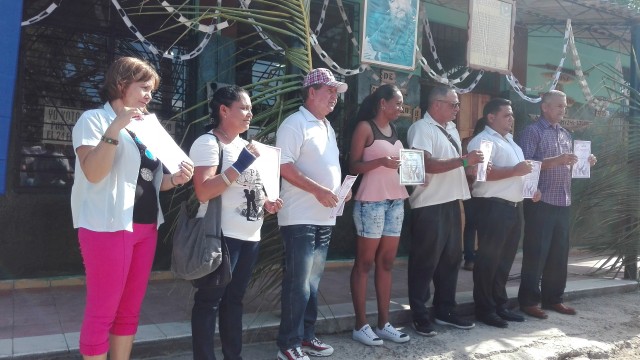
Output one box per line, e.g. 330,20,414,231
382,106,386,110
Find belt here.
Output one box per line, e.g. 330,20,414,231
487,197,521,207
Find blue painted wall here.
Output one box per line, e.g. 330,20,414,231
0,2,22,194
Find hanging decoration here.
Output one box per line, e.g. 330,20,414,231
420,15,474,86
160,0,228,34
111,0,222,61
20,0,610,110
505,19,570,103
238,0,283,52
566,20,608,111
21,0,62,26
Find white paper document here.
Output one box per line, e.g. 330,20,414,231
125,114,192,173
330,175,358,219
475,140,493,182
522,161,541,198
251,141,281,201
572,140,591,178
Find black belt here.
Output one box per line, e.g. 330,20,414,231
487,197,521,207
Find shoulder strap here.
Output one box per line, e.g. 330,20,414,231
434,124,461,155
209,132,224,176
202,132,224,236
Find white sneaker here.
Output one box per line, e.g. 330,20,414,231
277,347,310,360
352,324,383,346
374,322,410,343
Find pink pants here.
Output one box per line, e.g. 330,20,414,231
78,223,157,356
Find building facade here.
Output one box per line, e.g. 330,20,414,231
0,0,633,279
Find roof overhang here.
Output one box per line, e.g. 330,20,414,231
426,0,640,55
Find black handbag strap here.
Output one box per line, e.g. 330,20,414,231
434,123,461,155
202,132,224,237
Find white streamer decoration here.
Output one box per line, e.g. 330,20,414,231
416,46,484,94
506,19,608,109
505,20,571,103
238,0,283,52
160,0,228,33
21,0,62,26
420,15,473,86
566,20,608,111
111,0,223,61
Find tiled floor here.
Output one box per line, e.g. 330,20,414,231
0,249,625,358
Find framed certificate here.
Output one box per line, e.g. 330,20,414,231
361,0,420,71
399,149,425,185
466,0,515,74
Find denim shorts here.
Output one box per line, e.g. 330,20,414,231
352,199,405,238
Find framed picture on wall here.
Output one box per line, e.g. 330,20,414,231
360,0,420,71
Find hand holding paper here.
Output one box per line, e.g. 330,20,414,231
125,114,193,174
330,175,358,218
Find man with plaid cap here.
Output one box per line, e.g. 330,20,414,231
275,68,348,360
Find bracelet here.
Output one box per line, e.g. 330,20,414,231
170,174,183,188
101,135,119,145
460,158,468,168
220,172,232,186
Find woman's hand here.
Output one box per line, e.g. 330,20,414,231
381,156,402,170
264,198,283,214
171,161,194,187
110,107,145,133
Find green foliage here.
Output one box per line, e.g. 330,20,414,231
571,63,640,277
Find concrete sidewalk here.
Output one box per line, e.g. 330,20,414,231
0,250,637,359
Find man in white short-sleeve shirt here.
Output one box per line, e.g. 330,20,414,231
275,68,348,360
406,86,484,336
467,98,538,328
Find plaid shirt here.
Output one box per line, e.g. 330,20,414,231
516,117,573,206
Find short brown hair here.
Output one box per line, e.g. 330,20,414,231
99,57,160,102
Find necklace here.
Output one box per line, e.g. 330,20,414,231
216,128,236,142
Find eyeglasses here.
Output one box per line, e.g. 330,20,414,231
436,100,461,109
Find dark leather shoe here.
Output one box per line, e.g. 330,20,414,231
520,305,548,319
543,303,576,315
497,308,525,322
477,313,508,328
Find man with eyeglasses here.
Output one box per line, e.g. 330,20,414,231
516,90,597,320
406,85,484,336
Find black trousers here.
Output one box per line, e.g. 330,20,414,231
518,201,571,307
408,200,462,321
473,198,521,315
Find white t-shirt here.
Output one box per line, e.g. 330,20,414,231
468,127,526,202
276,106,341,226
71,102,165,232
190,132,266,241
406,113,470,208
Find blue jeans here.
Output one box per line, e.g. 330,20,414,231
277,225,332,350
191,237,260,360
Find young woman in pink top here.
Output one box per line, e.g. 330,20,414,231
349,84,410,346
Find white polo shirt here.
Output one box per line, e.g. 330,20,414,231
71,103,165,232
276,106,341,226
468,127,525,203
407,113,470,208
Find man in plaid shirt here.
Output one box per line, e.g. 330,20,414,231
516,90,597,320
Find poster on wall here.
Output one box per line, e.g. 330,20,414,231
361,0,420,71
466,0,515,74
